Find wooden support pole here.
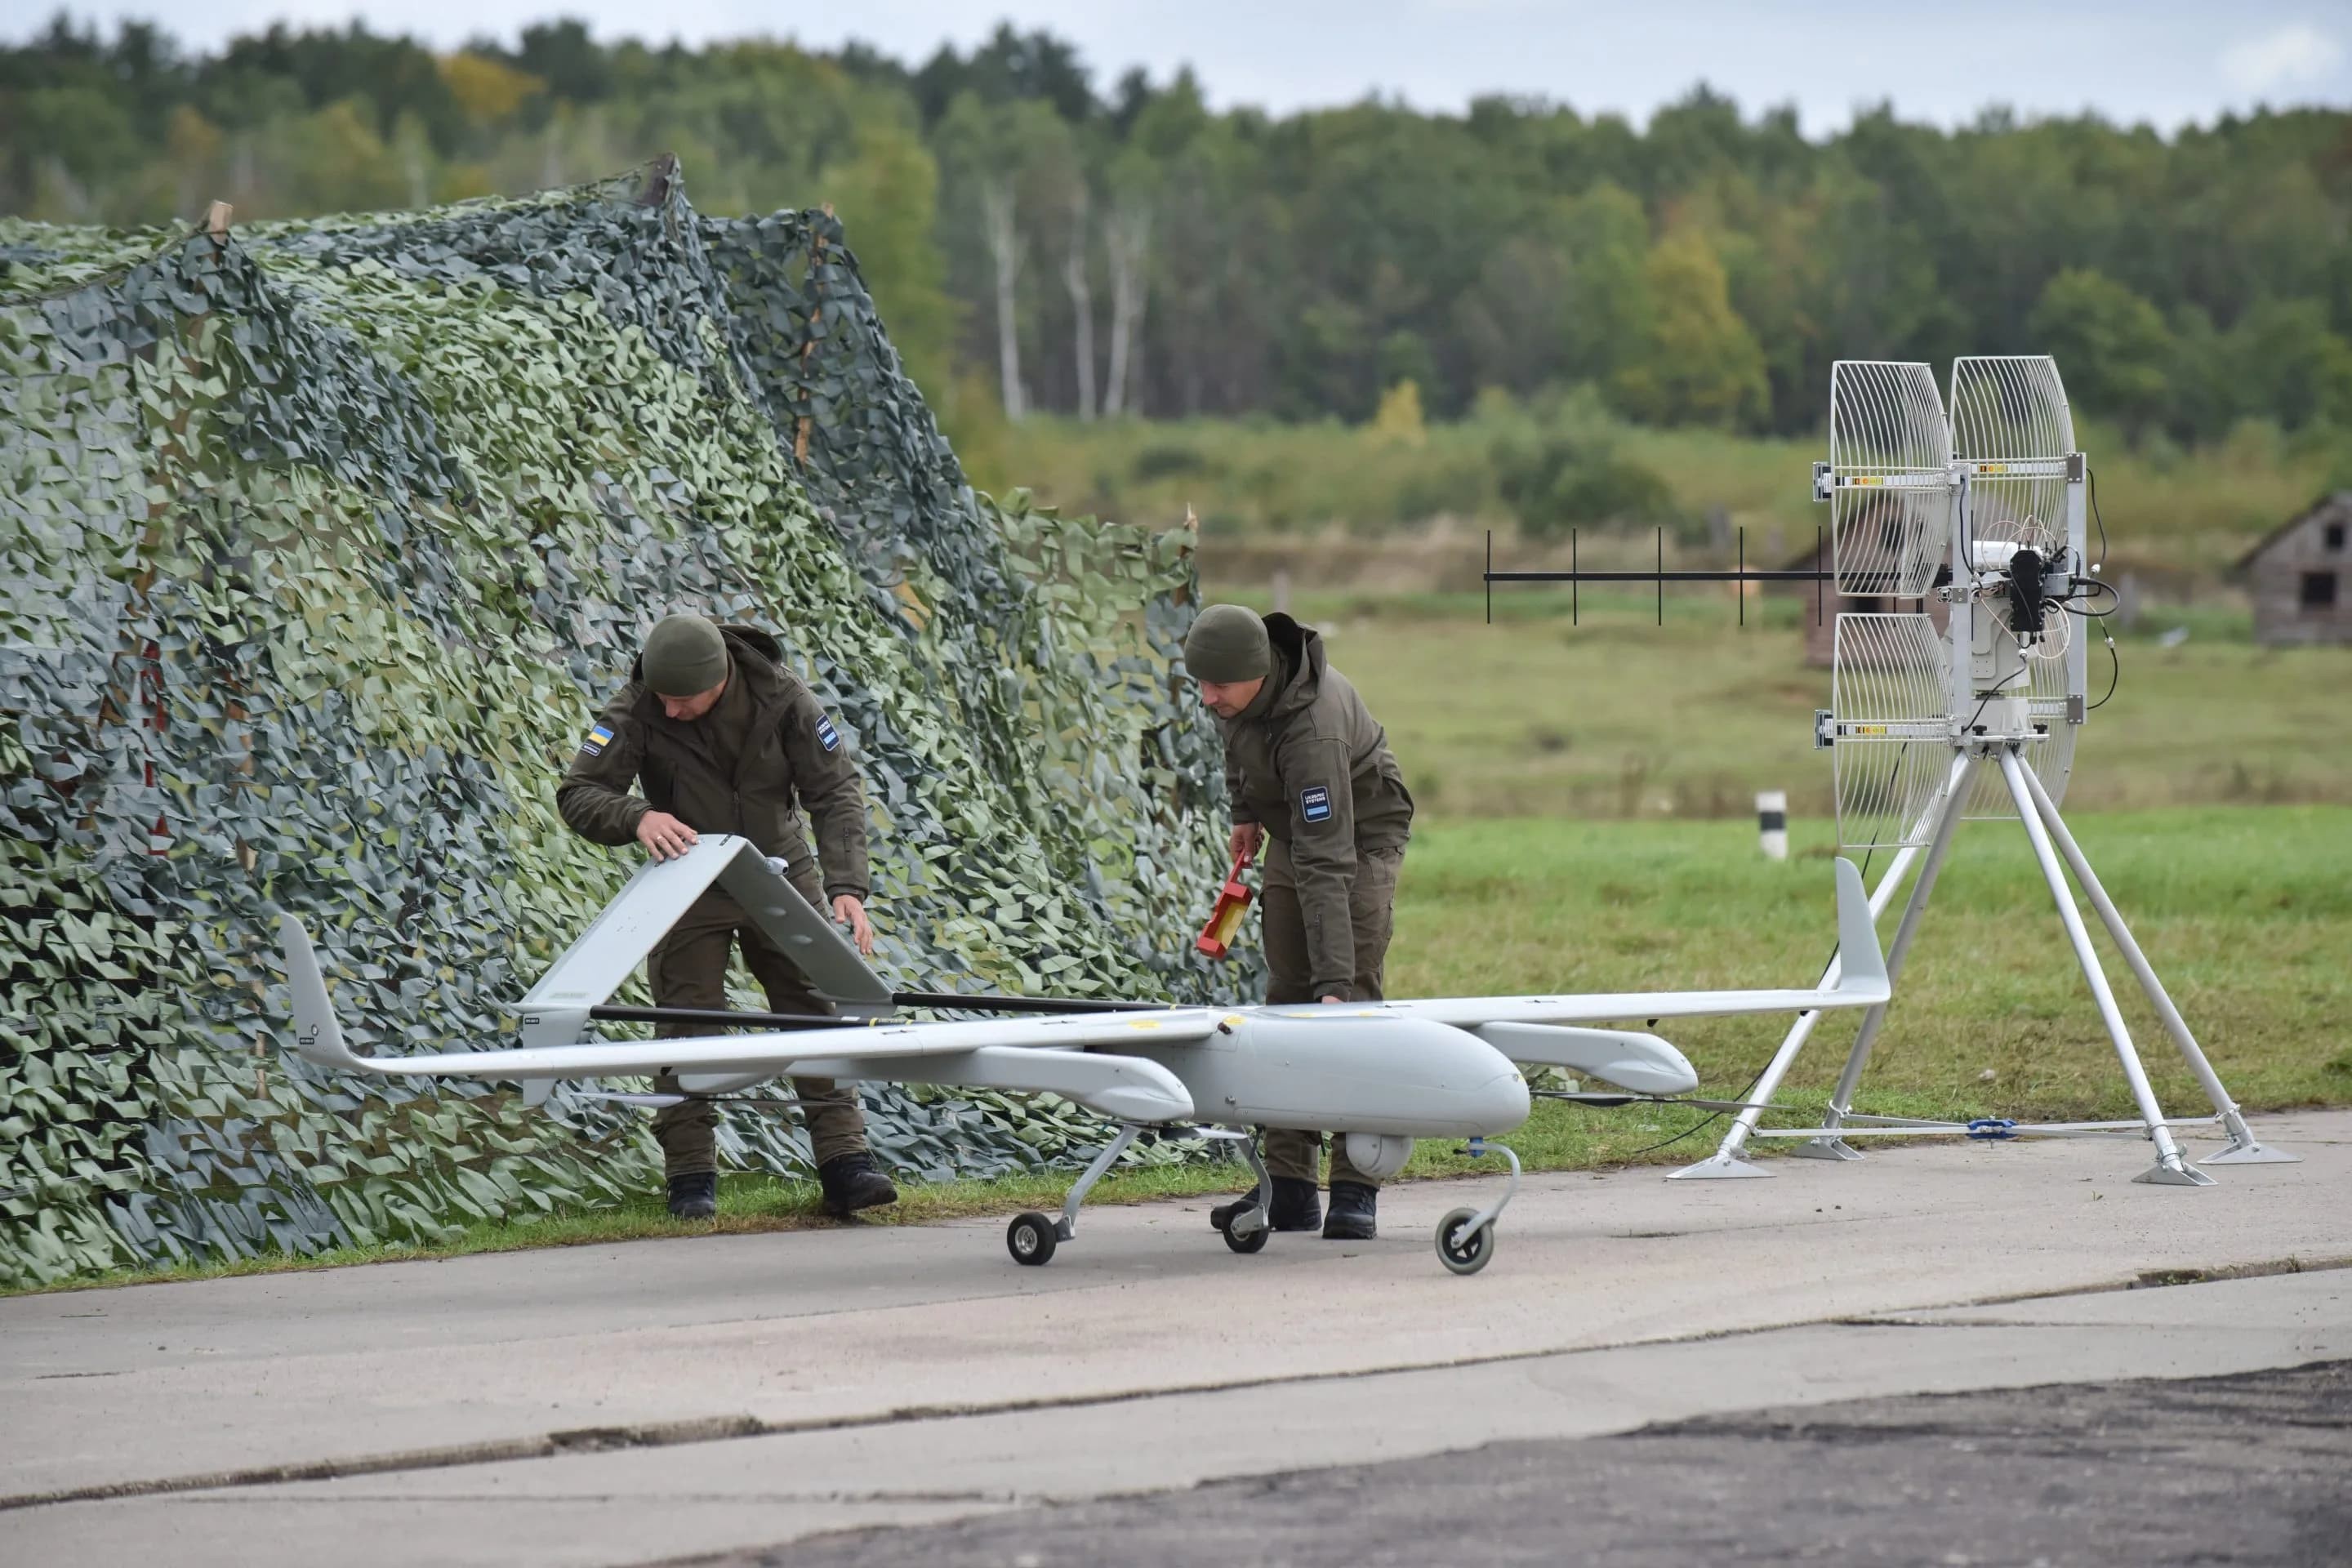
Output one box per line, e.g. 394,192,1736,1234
795,214,829,466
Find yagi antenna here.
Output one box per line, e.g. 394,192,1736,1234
1483,523,1841,628
1482,360,1956,628
1486,354,2297,1187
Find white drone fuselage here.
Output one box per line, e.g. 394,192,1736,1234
677,1008,1536,1137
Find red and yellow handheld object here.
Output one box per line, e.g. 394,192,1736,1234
1195,849,1256,958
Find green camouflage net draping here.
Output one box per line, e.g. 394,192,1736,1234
0,161,1251,1290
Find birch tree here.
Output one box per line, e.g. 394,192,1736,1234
1102,151,1155,417
1063,180,1097,420
977,175,1026,419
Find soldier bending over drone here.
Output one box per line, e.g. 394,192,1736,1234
558,612,898,1222
1186,604,1415,1241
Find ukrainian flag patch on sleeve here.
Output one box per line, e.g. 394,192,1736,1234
580,722,613,757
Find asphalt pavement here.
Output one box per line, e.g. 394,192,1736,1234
722,1359,2352,1568
1,1110,2345,1567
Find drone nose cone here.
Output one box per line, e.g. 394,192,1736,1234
1473,1066,1532,1134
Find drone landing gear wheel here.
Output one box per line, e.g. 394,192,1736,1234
1219,1205,1271,1254
1007,1211,1058,1266
1436,1207,1495,1276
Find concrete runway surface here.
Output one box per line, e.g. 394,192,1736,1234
2,1110,2345,1566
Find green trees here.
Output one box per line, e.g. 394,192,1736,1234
1557,184,1655,393
2030,270,2173,435
2219,299,2352,433
6,17,2349,448
1614,229,1769,430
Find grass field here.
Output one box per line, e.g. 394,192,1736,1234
1392,808,2352,1118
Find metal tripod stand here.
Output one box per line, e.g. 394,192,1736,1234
1668,742,2297,1185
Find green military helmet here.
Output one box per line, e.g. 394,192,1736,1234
1184,604,1272,684
641,613,730,697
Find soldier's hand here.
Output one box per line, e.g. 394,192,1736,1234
832,894,877,956
1321,994,1346,1004
1228,822,1264,865
636,810,699,862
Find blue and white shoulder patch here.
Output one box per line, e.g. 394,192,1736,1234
815,714,841,753
1298,784,1334,824
579,722,614,758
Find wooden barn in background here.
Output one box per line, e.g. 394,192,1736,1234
1769,537,1950,667
2238,492,2352,647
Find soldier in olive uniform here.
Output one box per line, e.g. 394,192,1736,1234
558,613,899,1221
1185,604,1414,1241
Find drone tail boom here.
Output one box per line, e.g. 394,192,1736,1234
1472,1023,1699,1096
1389,858,1891,1031
277,911,1203,1122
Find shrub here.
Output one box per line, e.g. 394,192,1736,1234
1133,442,1211,480
1492,387,1681,540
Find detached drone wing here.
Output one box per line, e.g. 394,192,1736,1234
278,913,1205,1123
1391,857,1888,1030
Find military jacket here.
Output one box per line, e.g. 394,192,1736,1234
557,625,870,899
1216,614,1414,998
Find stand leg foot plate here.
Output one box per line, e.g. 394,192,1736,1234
1788,1137,1864,1162
1667,1152,1772,1181
2199,1141,2300,1166
2134,1159,2219,1187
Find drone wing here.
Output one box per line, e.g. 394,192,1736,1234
278,913,1203,1124
1390,857,1887,1031
514,835,894,1019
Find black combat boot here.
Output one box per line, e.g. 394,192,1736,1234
1322,1181,1378,1241
666,1171,717,1220
817,1152,899,1217
1209,1177,1321,1233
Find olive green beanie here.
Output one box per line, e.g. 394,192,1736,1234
641,613,730,697
1183,604,1272,684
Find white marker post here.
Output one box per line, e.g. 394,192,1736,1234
1757,790,1788,860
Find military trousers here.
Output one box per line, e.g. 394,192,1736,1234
1258,837,1405,1188
648,880,869,1179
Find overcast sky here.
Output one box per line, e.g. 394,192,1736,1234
14,2,2350,135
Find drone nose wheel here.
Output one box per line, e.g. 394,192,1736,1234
1436,1208,1495,1274
1432,1138,1517,1275
1006,1211,1058,1266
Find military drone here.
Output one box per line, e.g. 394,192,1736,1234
278,835,1884,1274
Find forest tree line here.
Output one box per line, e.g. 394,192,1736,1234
7,13,2352,448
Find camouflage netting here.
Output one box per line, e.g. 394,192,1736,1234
0,160,1253,1290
